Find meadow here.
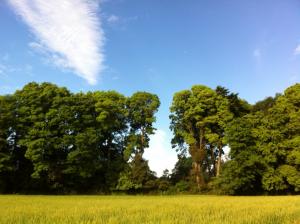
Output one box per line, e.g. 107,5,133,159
0,195,299,224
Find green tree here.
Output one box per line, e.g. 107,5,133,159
170,86,207,189
258,84,300,193
117,92,160,192
214,115,266,195
126,92,160,156
0,95,15,192
0,82,162,194
94,91,128,191
170,85,232,189
170,155,192,184
116,154,156,193
217,83,300,195
15,82,71,191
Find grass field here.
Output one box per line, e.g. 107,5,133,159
0,195,299,224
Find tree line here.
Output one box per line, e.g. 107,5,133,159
170,83,300,195
0,82,299,195
0,82,160,193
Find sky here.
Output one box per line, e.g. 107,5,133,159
0,0,300,176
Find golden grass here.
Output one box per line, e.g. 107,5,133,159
0,195,299,224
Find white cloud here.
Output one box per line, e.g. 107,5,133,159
8,0,105,85
294,45,300,55
107,14,119,24
144,129,178,177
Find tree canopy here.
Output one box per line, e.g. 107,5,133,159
0,81,299,195
0,82,160,194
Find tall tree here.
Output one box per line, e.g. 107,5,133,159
170,85,229,189
258,84,300,193
214,115,266,195
126,92,160,156
0,95,15,192
94,91,128,190
15,82,71,191
212,86,250,176
117,92,160,192
217,83,300,195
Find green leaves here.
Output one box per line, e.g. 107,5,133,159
126,92,160,155
219,83,300,195
0,82,160,193
170,85,239,188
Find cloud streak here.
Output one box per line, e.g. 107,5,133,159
8,0,104,85
107,14,119,24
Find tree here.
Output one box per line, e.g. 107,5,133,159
15,82,71,191
116,154,156,193
93,91,128,191
170,155,192,184
258,84,300,193
217,83,300,195
117,92,160,193
170,85,229,189
0,95,15,192
157,169,171,192
214,115,266,195
213,86,250,176
252,95,280,113
126,92,160,156
0,82,161,194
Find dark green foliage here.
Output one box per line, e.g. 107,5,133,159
126,92,160,155
170,155,192,184
252,95,280,113
116,154,157,193
214,115,266,195
170,85,223,189
171,83,300,195
1,81,299,195
215,83,300,195
116,92,160,193
0,95,15,192
0,82,160,194
169,85,243,190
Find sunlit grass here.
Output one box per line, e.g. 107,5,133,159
0,195,299,224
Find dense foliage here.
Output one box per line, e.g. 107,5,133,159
0,82,160,193
215,84,300,195
170,83,300,195
0,82,299,195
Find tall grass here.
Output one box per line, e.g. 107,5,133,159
0,195,299,224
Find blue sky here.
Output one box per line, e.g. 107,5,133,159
1,0,300,175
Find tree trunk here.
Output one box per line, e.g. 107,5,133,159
194,128,206,190
193,161,204,190
140,127,145,155
216,145,222,177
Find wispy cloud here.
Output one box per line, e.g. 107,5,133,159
104,13,138,30
294,45,300,55
0,54,34,79
107,14,119,24
0,62,20,76
8,0,105,85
